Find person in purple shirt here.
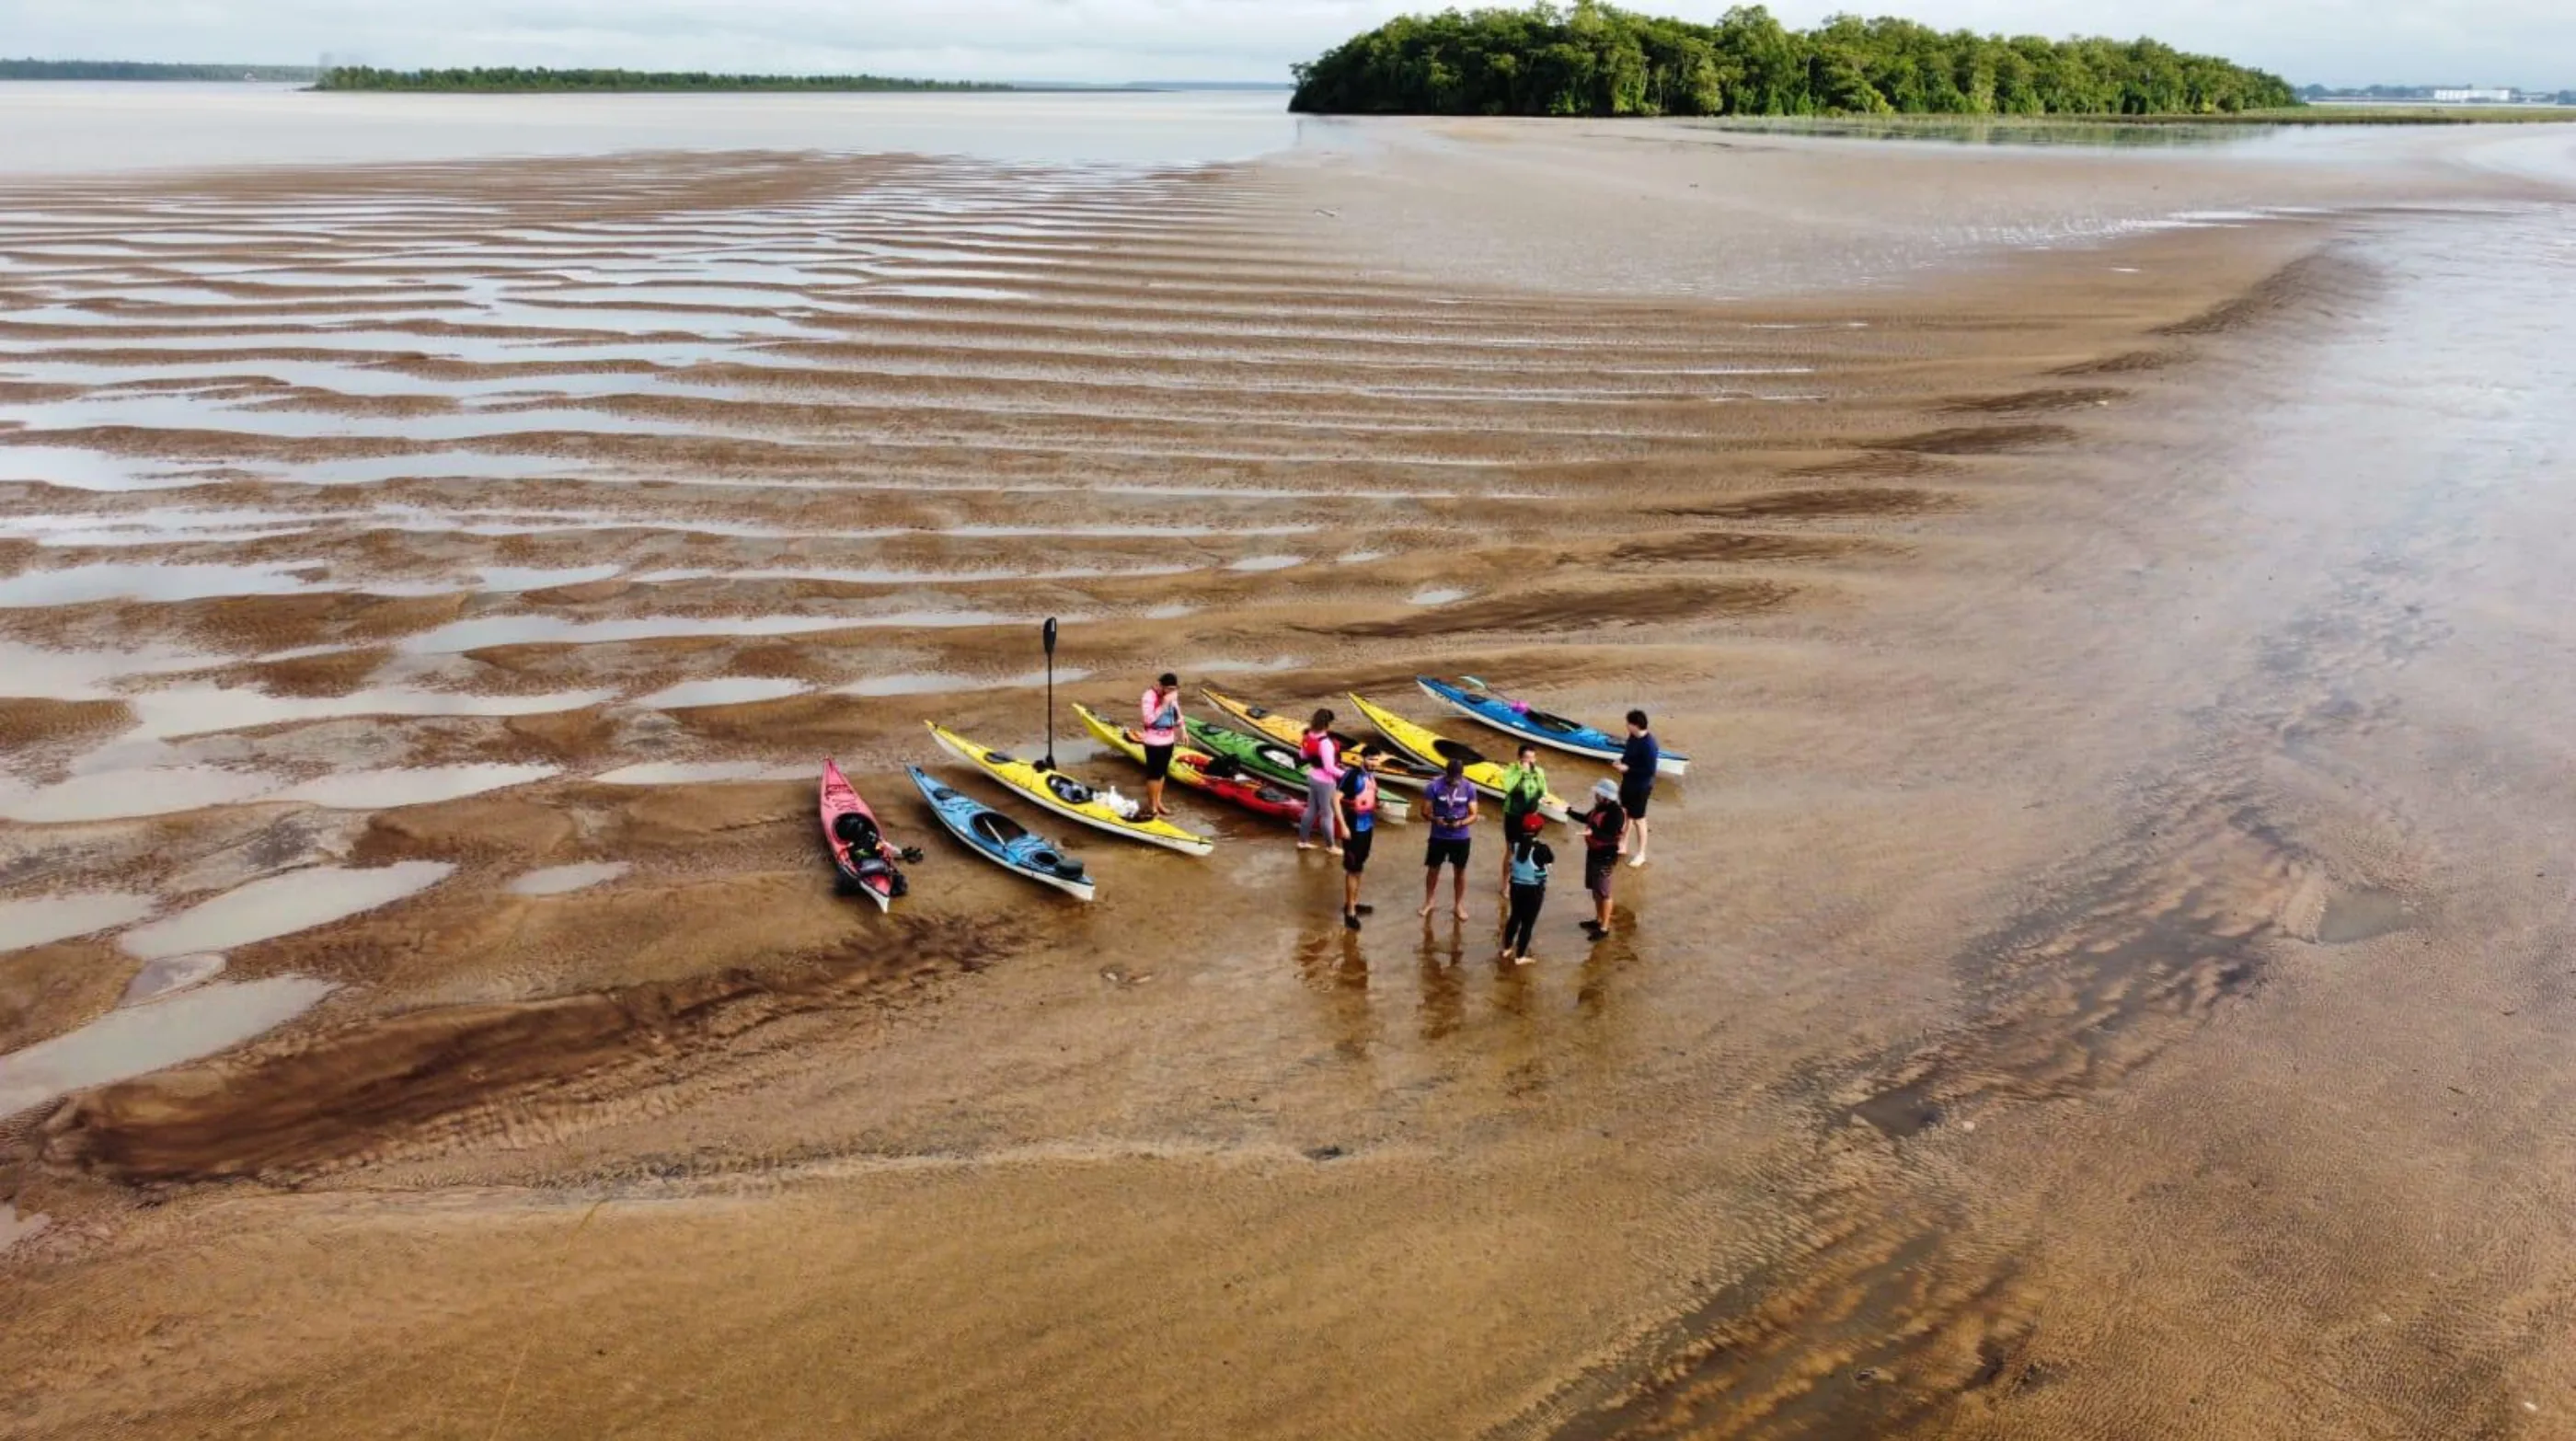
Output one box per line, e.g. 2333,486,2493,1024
1418,755,1480,921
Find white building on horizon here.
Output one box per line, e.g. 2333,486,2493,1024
2432,86,2516,103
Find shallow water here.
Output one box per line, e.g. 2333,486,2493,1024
274,764,560,810
633,677,812,710
118,861,454,960
0,86,1302,175
0,891,157,952
0,975,338,1114
0,766,283,824
120,951,228,1006
506,861,632,896
590,760,805,786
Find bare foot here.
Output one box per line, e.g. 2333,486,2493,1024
1418,902,1435,918
1628,854,1647,869
1454,906,1471,921
1515,952,1538,966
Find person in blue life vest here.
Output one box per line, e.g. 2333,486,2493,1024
1418,755,1480,921
1612,708,1661,869
1500,832,1556,966
1338,760,1381,930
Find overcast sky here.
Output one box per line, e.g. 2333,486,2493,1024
5,0,2570,88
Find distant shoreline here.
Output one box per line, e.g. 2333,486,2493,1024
311,66,1010,94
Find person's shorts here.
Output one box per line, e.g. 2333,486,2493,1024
1620,785,1651,821
1143,744,1175,780
1342,827,1374,875
1424,836,1471,870
1584,851,1616,899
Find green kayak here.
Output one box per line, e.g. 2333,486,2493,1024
1183,718,1410,824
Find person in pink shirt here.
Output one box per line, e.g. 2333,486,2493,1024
1137,671,1181,819
1296,707,1345,854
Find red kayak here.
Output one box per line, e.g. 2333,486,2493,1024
821,759,908,911
1075,703,1306,826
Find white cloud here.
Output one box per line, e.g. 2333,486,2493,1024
0,0,2568,87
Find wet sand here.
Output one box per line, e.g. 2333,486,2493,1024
6,113,2576,1437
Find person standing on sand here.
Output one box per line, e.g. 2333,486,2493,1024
1499,833,1556,966
1338,760,1380,930
1138,672,1182,820
1496,743,1549,898
1419,755,1479,921
1614,709,1660,869
1577,778,1628,940
1297,708,1345,854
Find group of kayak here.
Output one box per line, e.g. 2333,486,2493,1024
819,676,1686,955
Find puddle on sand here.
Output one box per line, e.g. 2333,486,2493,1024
1409,587,1470,606
119,860,454,961
592,760,803,786
836,666,1087,697
2316,888,2411,945
0,766,283,824
0,975,338,1116
508,861,631,896
277,764,559,810
1226,555,1306,573
0,559,419,608
1,1202,48,1252
123,686,617,741
397,609,1019,653
0,444,221,491
121,952,226,1005
0,891,157,952
634,677,813,709
0,639,224,700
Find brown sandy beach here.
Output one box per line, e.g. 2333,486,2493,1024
5,111,2576,1437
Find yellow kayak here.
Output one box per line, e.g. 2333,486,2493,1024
1199,686,1441,791
1346,693,1571,824
926,722,1213,856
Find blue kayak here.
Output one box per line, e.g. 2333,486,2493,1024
1415,677,1690,778
908,766,1095,901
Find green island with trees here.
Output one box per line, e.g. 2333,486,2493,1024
312,66,1011,94
1289,2,2304,117
0,59,317,81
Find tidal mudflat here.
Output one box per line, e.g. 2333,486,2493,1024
4,94,2575,1439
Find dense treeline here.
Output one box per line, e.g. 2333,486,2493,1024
0,59,317,81
313,66,1008,94
1289,3,2301,117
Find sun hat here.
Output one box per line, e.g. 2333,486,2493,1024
1593,778,1619,801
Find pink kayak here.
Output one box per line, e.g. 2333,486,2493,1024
821,758,908,911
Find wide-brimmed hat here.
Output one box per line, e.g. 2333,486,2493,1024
1593,778,1619,801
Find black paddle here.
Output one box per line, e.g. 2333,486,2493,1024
1040,616,1059,773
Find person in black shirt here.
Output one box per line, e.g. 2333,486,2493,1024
1577,778,1627,940
1613,709,1661,869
